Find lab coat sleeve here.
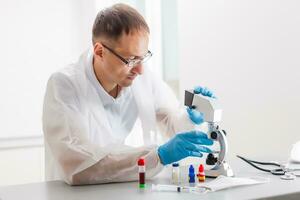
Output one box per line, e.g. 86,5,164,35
149,71,194,138
43,73,163,185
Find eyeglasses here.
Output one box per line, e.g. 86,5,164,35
102,43,152,68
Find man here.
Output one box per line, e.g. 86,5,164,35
43,3,215,185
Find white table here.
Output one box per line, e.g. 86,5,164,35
1,158,300,200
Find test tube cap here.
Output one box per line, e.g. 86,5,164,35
138,158,145,166
172,163,179,167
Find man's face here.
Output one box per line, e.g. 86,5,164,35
95,31,149,87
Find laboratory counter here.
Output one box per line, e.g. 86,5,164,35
1,158,300,200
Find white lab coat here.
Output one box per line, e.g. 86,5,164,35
42,49,193,185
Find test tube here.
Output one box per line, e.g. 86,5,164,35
138,158,145,188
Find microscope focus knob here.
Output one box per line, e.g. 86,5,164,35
206,153,218,165
210,131,218,140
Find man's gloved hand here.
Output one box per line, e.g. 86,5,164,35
157,130,213,165
187,86,216,125
193,86,216,98
186,107,204,125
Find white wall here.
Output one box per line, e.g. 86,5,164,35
178,0,300,160
0,0,96,186
0,0,96,139
0,147,44,185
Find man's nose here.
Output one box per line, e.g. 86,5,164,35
131,63,144,75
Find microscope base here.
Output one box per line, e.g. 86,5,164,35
205,162,234,178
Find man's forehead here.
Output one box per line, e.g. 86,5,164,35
115,31,149,56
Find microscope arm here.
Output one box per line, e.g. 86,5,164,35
184,89,234,177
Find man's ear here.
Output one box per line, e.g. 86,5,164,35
93,42,104,59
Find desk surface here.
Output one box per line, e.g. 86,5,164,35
1,159,300,200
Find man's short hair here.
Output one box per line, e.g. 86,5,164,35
92,3,150,44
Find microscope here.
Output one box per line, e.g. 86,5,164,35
184,89,234,177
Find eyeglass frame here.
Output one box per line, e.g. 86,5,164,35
101,43,152,68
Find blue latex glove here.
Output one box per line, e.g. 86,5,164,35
157,130,213,165
194,86,216,98
187,107,204,125
187,86,216,125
